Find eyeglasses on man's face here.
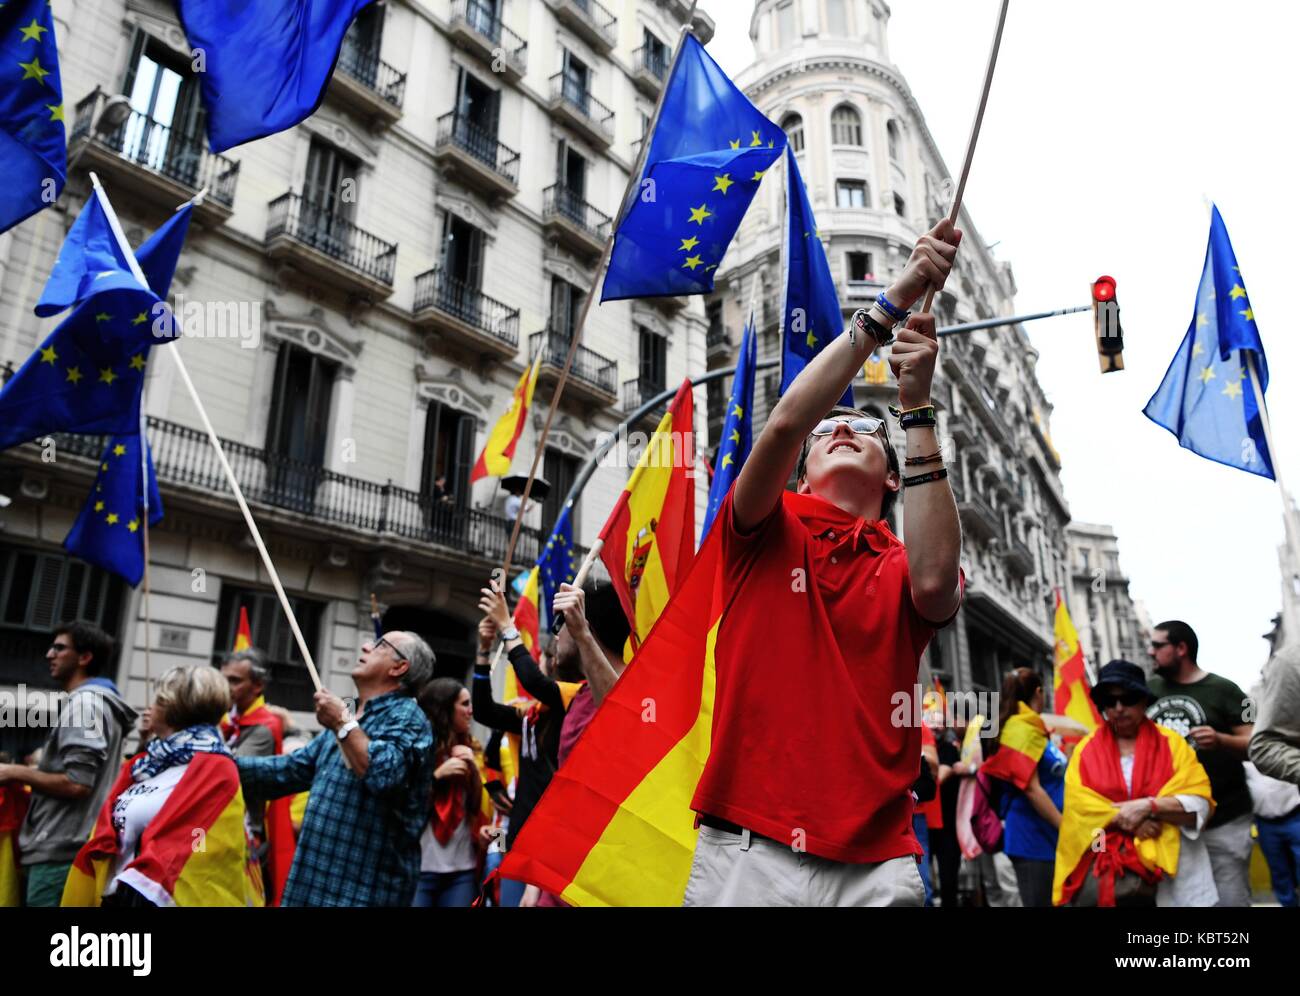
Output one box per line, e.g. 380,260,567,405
1149,639,1170,650
810,416,886,437
374,636,407,662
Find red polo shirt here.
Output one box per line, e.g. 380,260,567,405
691,490,961,864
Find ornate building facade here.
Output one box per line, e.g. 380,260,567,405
1064,521,1151,675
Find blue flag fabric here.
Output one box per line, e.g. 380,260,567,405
601,35,784,302
1143,205,1273,479
701,317,756,541
0,0,65,233
781,147,852,406
36,190,142,316
64,434,163,586
176,0,374,153
538,505,577,627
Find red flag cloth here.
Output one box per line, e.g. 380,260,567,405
234,606,252,652
222,701,295,906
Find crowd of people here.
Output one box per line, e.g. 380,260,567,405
2,220,1298,908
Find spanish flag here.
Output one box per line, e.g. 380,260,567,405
982,700,1049,790
499,515,724,906
0,783,30,907
1053,720,1213,906
470,358,540,483
1053,590,1102,732
234,605,252,652
62,753,263,907
504,567,541,705
599,379,695,649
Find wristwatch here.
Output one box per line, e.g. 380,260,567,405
336,719,360,741
500,626,520,642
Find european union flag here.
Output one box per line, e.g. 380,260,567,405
601,35,784,301
0,0,66,233
64,434,163,586
1144,205,1272,479
176,0,374,152
701,317,756,541
538,505,577,628
781,147,851,406
0,198,187,450
36,189,142,316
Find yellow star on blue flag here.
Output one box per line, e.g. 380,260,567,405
702,317,757,540
1,0,67,233
65,433,163,586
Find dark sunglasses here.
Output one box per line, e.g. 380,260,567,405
810,416,885,437
1149,640,1170,650
1097,690,1146,709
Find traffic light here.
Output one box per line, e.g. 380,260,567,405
1092,275,1124,373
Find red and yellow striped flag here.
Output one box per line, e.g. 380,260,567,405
599,379,695,650
233,605,252,652
0,783,30,907
500,520,724,906
504,567,541,705
1053,590,1102,732
470,358,540,483
982,701,1049,790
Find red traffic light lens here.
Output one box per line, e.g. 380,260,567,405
1092,275,1116,302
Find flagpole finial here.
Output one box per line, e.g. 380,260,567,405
181,188,207,210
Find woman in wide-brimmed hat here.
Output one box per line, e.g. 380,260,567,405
1053,660,1217,907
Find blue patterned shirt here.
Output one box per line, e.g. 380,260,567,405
236,691,433,907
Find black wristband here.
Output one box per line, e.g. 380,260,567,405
902,467,948,488
899,410,937,431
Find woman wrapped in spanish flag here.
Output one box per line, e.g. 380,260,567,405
1053,660,1217,907
62,666,262,907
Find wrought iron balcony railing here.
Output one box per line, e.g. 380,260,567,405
621,377,667,417
450,0,528,73
529,330,617,397
336,42,406,108
633,44,670,82
266,192,397,286
542,184,612,242
413,267,520,348
71,89,240,206
435,112,520,186
547,73,615,140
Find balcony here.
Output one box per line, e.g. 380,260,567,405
632,44,670,97
69,90,239,225
542,184,611,258
265,192,397,301
448,0,528,82
17,419,553,568
957,490,1000,541
1002,536,1036,577
433,113,520,199
845,277,887,306
328,42,406,127
547,74,615,148
413,267,520,362
706,325,730,362
621,377,668,429
544,0,617,54
529,330,618,407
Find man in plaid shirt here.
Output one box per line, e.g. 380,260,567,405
237,631,436,907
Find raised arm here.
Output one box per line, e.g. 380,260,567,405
479,586,563,711
553,584,622,707
732,220,961,534
472,615,524,734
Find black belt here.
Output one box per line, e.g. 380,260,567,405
698,813,770,843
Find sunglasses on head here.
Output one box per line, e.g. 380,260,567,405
810,416,885,437
1097,689,1146,709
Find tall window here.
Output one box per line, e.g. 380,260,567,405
781,112,804,153
893,192,906,217
265,343,336,512
550,277,586,347
831,104,862,146
543,449,581,538
836,179,868,208
438,211,485,322
302,139,361,258
642,29,669,78
121,33,206,181
776,2,795,45
638,327,667,391
213,586,325,713
887,119,902,162
556,139,587,202
0,547,125,690
420,400,475,508
452,67,501,163
561,49,591,111
826,0,849,35
846,251,875,281
339,3,385,86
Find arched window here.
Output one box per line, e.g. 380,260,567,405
887,119,902,161
781,112,804,153
831,104,863,146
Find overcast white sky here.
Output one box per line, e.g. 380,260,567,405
699,1,1297,691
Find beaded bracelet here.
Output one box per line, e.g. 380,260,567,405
902,467,948,488
875,292,910,323
904,450,944,466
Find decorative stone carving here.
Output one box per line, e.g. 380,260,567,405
262,301,364,374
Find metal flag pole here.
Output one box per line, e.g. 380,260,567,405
89,173,325,693
497,0,700,583
918,0,1011,316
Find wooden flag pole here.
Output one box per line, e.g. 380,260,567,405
89,173,325,693
138,396,154,704
918,0,1011,315
498,0,700,583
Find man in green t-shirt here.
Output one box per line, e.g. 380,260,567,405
1147,619,1255,907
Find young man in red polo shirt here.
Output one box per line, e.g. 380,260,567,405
684,219,964,907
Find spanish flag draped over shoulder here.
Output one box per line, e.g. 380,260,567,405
471,358,540,483
599,379,695,649
1053,590,1102,731
1053,720,1213,906
62,753,263,907
0,783,30,907
499,513,725,906
982,701,1049,790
